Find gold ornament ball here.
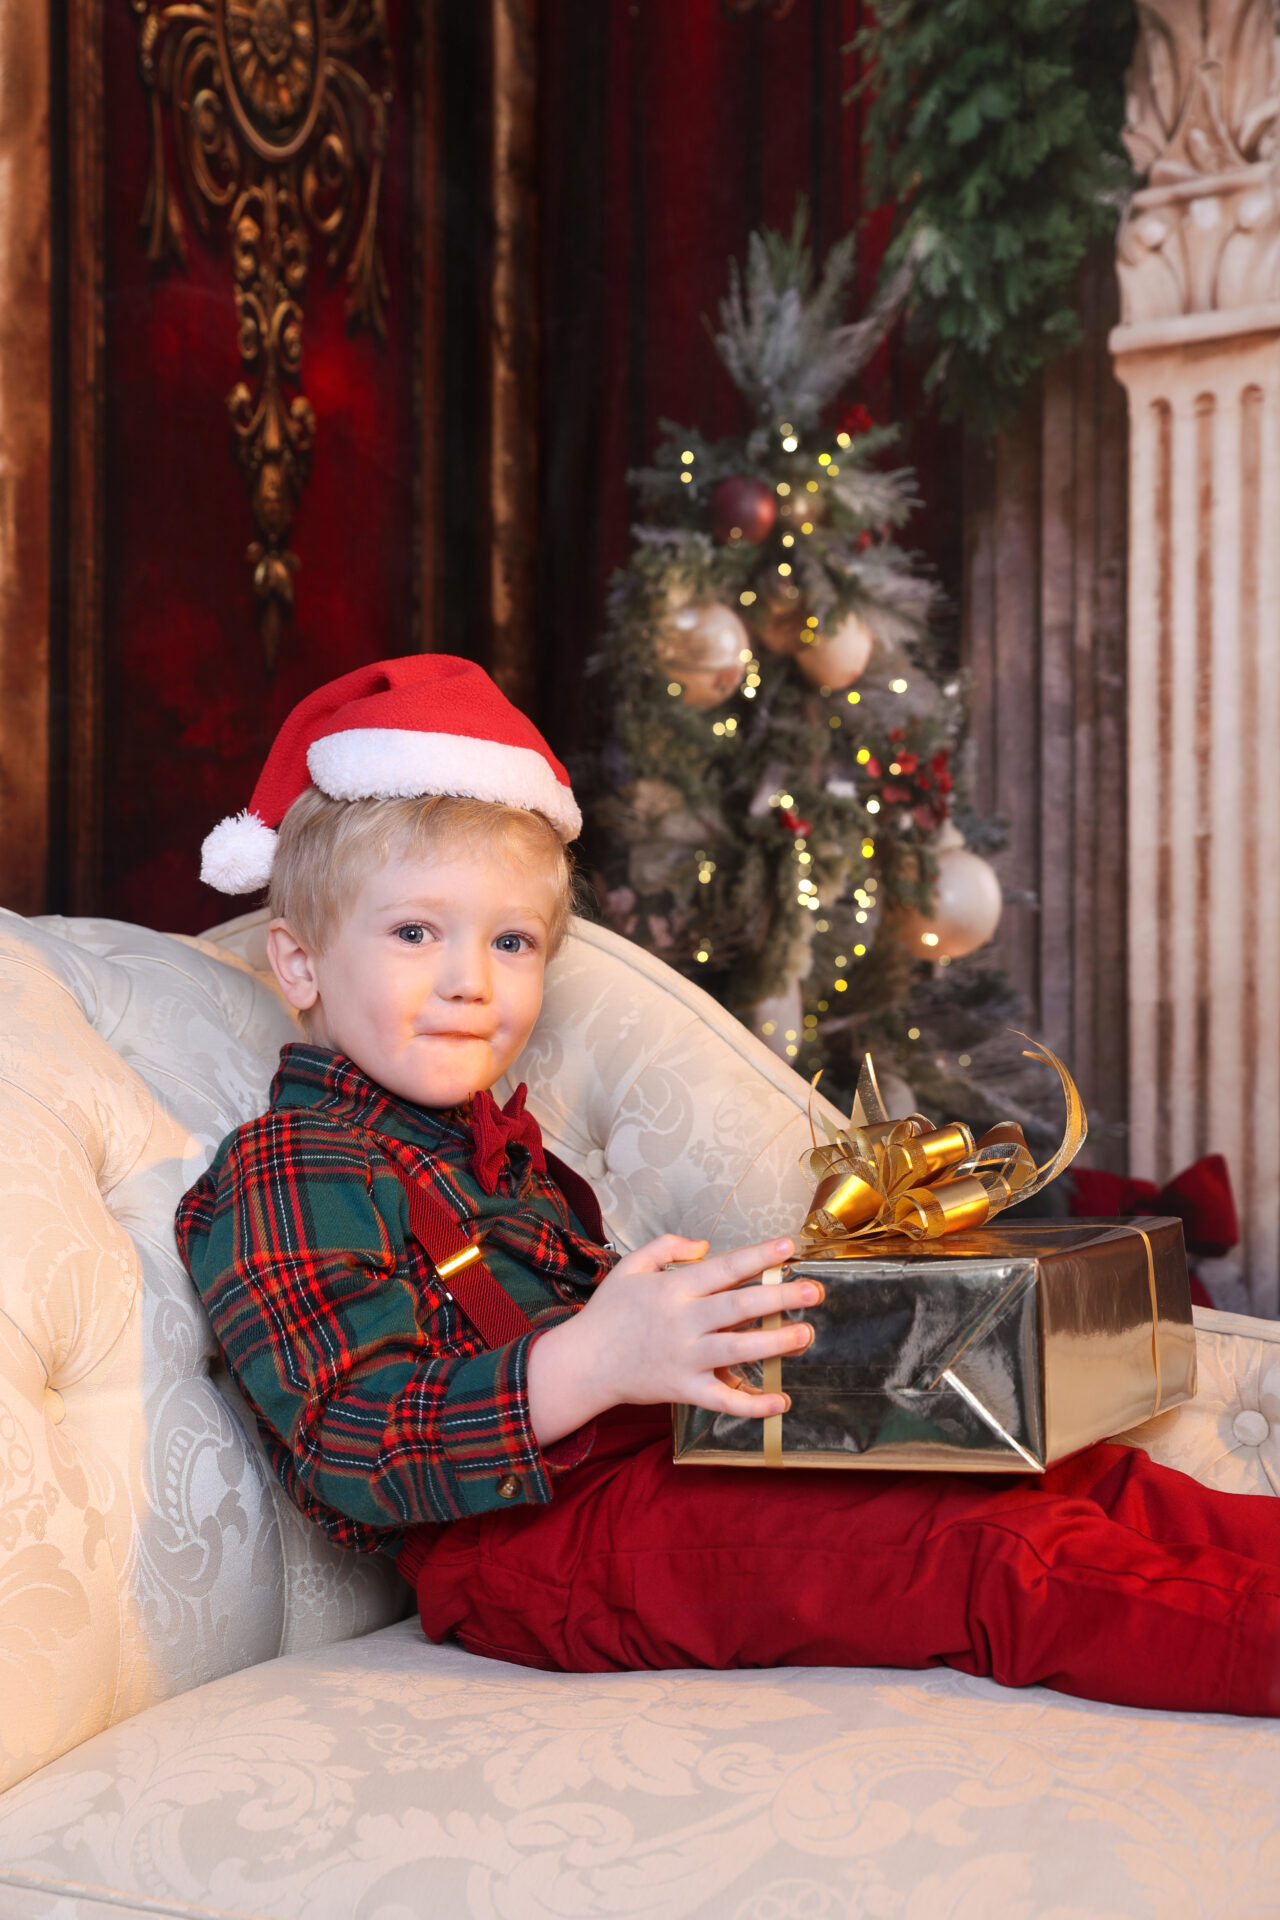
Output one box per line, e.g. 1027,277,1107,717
751,570,808,655
656,599,749,709
895,822,1003,961
793,611,875,690
778,484,830,529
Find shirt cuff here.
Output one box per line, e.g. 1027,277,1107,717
432,1330,553,1519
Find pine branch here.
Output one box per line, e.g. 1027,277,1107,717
855,0,1135,425
714,207,915,429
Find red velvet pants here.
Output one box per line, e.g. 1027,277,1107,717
401,1408,1280,1716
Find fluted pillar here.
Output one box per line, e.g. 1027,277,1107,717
1111,0,1280,1312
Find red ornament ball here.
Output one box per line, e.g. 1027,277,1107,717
710,475,778,546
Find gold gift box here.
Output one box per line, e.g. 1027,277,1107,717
672,1218,1197,1473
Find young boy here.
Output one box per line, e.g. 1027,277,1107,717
179,653,1280,1714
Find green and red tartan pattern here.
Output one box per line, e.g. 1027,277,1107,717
176,1046,615,1555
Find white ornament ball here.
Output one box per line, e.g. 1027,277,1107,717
792,611,875,690
657,599,750,709
895,821,1003,960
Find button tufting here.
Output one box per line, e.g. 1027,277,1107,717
44,1388,65,1426
1232,1409,1270,1447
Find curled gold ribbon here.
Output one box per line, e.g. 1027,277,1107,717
800,1033,1087,1248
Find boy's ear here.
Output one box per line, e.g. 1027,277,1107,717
266,919,320,1013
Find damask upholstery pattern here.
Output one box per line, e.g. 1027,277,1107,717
3,904,1280,1918
2,1620,1280,1918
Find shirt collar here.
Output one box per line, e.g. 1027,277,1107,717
269,1042,475,1154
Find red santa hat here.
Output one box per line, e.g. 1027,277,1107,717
200,653,581,895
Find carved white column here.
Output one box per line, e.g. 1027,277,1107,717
1112,0,1280,1312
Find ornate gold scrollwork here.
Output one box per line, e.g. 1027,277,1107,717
131,0,392,668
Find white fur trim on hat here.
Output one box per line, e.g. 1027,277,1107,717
307,729,583,840
200,810,279,894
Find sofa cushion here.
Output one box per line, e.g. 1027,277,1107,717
1116,1304,1280,1491
0,913,406,1796
2,1617,1279,1920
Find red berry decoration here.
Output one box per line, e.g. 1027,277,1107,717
710,475,778,546
837,401,876,438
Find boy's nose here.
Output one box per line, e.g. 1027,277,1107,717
437,941,491,1000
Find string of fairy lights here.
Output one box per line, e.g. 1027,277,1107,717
630,406,969,1063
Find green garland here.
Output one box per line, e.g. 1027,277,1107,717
857,0,1134,426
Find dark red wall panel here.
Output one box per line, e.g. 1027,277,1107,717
101,1,419,932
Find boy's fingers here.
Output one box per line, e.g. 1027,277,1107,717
703,1380,791,1421
708,1323,815,1368
620,1233,710,1272
683,1238,795,1296
696,1277,822,1329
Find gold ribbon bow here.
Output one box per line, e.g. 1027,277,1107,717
801,1034,1087,1246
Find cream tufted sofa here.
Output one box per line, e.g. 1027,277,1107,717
2,904,1280,1920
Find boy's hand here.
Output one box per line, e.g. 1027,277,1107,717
526,1233,823,1448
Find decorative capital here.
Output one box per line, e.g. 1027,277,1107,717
1117,0,1280,324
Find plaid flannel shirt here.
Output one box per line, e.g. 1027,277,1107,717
175,1044,616,1556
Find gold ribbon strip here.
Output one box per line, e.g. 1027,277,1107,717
1135,1224,1162,1416
1118,1221,1162,1418
761,1265,784,1467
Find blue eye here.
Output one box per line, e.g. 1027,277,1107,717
494,933,531,954
395,925,426,944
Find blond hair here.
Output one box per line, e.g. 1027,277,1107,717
268,788,577,955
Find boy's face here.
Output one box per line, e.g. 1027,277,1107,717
266,841,558,1108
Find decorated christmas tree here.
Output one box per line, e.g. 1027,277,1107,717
583,212,1045,1135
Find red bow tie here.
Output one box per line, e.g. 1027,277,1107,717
469,1084,547,1194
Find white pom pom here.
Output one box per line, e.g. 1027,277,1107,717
200,810,278,894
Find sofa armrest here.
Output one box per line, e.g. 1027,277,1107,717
1114,1305,1280,1494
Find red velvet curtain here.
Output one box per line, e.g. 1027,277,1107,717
99,1,421,930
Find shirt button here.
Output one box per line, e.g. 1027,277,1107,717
496,1473,521,1501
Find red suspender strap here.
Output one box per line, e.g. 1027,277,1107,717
386,1161,534,1351
544,1150,606,1244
